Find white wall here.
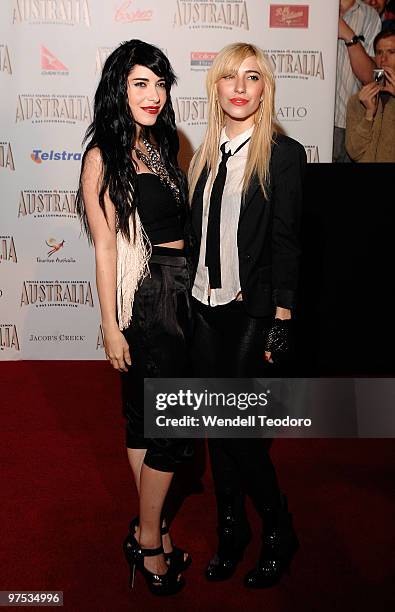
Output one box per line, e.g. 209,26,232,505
0,0,339,360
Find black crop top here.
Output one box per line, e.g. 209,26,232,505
136,173,184,245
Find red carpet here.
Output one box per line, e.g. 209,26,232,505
1,362,394,612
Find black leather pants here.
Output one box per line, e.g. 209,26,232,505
191,298,282,523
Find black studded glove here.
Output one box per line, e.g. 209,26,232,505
264,319,292,359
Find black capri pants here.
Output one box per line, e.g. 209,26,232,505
121,246,194,473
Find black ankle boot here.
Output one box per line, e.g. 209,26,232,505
206,494,251,582
244,494,299,589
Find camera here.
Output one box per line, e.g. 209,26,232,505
373,68,386,86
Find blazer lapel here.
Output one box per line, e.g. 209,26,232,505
239,142,275,219
239,174,260,219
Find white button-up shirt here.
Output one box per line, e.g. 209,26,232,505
192,126,253,306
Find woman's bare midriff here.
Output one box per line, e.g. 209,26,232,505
155,240,184,249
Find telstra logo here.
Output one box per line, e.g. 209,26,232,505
31,149,82,163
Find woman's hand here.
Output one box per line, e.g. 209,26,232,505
358,82,381,119
103,324,132,372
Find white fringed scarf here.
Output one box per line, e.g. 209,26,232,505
116,211,152,331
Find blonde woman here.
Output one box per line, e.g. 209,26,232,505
188,43,306,588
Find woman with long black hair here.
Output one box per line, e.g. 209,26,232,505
189,42,306,588
76,39,192,596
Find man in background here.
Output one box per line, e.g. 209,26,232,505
346,27,395,161
334,0,381,162
363,0,395,29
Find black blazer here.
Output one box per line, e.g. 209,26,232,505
189,132,307,317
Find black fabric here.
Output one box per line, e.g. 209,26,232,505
136,173,183,245
208,438,281,519
121,247,194,472
191,297,272,377
205,142,231,288
191,298,282,520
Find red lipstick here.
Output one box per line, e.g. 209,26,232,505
230,98,248,106
141,106,160,114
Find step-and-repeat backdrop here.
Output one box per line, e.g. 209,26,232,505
1,0,338,360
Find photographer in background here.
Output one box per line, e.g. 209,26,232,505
346,27,395,161
334,0,381,162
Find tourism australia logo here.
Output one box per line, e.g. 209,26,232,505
36,237,76,263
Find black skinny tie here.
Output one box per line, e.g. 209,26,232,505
205,138,250,288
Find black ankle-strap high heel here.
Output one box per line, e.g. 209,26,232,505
124,537,185,596
160,522,192,572
127,516,191,573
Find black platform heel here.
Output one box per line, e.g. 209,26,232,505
127,516,191,573
160,523,192,572
124,537,185,596
123,516,139,575
244,494,299,589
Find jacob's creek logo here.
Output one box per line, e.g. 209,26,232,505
12,0,91,26
0,44,12,74
37,238,76,263
190,52,217,71
304,145,320,164
28,332,86,343
31,149,81,163
41,46,69,75
276,106,308,122
0,324,20,351
16,95,92,125
20,280,94,308
0,236,17,263
174,0,248,30
0,142,15,171
270,4,309,28
264,50,324,80
175,97,208,126
96,324,104,350
18,190,77,219
114,0,153,22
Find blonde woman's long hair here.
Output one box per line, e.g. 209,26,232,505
188,42,276,202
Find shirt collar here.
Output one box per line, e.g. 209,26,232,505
344,1,361,17
220,125,254,155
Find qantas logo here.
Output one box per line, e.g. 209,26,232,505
41,45,68,73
